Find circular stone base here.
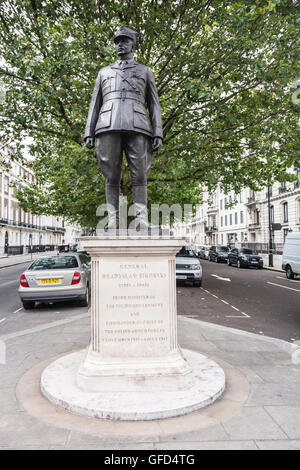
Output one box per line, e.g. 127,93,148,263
41,349,225,421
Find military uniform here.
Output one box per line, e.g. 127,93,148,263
84,27,163,229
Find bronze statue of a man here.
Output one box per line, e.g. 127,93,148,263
84,26,163,230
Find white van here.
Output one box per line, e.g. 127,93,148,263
282,233,300,279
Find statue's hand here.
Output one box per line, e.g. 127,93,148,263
85,137,95,149
152,137,162,152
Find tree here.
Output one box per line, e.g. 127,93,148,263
0,0,299,228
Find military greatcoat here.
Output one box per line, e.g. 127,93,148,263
84,59,163,141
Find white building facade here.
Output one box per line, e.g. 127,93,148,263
174,170,300,252
0,142,83,255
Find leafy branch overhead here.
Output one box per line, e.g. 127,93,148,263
0,0,299,228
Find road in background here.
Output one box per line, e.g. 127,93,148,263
1,259,299,342
177,260,300,342
0,262,88,336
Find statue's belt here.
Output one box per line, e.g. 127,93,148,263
102,90,145,104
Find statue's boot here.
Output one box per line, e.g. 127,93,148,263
132,184,149,232
106,183,120,230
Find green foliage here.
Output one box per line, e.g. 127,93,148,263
0,0,299,228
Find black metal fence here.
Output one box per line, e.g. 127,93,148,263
4,245,57,255
27,244,56,253
241,242,284,255
5,245,24,255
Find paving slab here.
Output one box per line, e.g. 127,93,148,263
255,440,300,450
246,383,300,407
222,407,288,440
265,407,300,439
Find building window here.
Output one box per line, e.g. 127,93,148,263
225,215,228,226
283,202,288,223
280,182,287,194
241,232,244,241
221,216,223,227
230,214,232,225
240,211,244,224
220,199,223,210
4,177,9,193
235,212,238,224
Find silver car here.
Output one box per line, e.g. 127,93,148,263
176,247,202,287
18,252,91,310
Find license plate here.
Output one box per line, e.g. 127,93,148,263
251,261,258,264
177,275,187,280
39,279,61,285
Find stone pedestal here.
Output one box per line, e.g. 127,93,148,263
40,235,226,420
77,236,193,392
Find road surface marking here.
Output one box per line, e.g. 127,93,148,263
267,281,300,293
13,307,23,313
0,312,90,341
0,279,19,288
211,274,231,282
226,312,250,318
0,318,6,324
276,276,300,284
200,288,250,318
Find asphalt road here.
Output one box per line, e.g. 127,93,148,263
0,262,88,336
0,260,299,342
177,259,300,342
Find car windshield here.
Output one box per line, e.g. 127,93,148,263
240,249,254,255
216,246,229,252
176,248,197,258
29,256,79,270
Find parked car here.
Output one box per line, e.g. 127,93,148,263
18,252,91,310
192,245,205,257
282,233,300,279
176,247,202,287
199,246,210,260
208,246,229,263
227,248,263,269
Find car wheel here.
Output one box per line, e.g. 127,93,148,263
22,300,35,310
80,284,89,307
286,266,295,280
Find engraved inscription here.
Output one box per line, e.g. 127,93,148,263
98,257,171,357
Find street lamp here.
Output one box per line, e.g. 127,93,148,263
267,186,273,267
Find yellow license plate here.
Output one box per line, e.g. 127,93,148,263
39,279,61,285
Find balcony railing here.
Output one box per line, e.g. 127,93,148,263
205,225,218,232
279,186,287,194
248,223,261,229
247,196,256,204
294,180,300,189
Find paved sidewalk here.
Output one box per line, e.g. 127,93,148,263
0,313,299,450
